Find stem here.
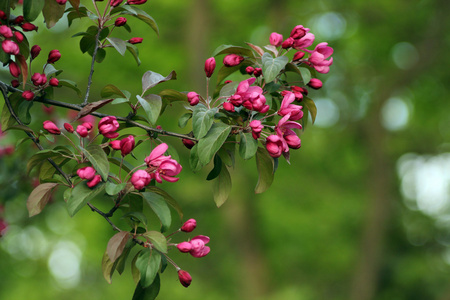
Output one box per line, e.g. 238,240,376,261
206,77,210,109
87,202,120,231
83,26,102,106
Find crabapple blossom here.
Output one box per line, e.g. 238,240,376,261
293,33,315,50
14,31,24,43
98,116,119,139
223,101,235,112
128,37,143,44
47,50,61,63
308,78,323,89
308,42,333,74
43,120,61,135
145,143,170,167
120,135,135,156
290,25,309,39
131,170,151,190
265,134,286,158
187,92,200,106
76,125,89,137
30,45,41,59
153,158,182,183
223,54,244,67
177,242,192,252
269,32,283,47
281,37,294,49
11,80,19,88
9,61,20,77
181,219,197,232
64,123,74,133
110,0,123,7
182,138,195,149
249,120,263,139
293,51,305,61
31,73,47,86
77,166,96,180
2,40,19,55
127,0,147,4
188,235,210,258
87,175,102,188
22,90,34,101
0,25,13,38
253,67,262,77
21,23,38,32
110,139,121,150
278,92,303,121
115,17,127,27
204,57,216,77
49,78,59,86
245,66,255,75
178,270,192,287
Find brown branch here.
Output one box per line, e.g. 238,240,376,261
83,26,102,106
87,202,121,231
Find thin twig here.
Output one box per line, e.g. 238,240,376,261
87,202,120,231
83,26,102,106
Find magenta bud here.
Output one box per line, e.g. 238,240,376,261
64,123,74,133
281,37,294,49
11,80,19,88
9,61,20,78
223,54,244,67
0,25,13,38
182,138,195,149
76,125,88,137
307,78,323,89
110,0,124,7
2,40,19,55
177,242,192,253
22,90,35,101
56,0,67,4
128,37,143,44
131,170,151,190
127,0,147,4
0,11,6,20
110,140,121,150
115,17,127,27
21,23,38,32
181,218,197,232
14,16,24,24
253,68,262,77
269,32,283,47
187,91,200,106
223,101,235,112
13,31,24,43
98,116,119,139
77,166,96,180
178,270,192,288
120,135,135,156
245,66,255,75
87,175,102,188
47,49,61,64
49,78,59,87
43,120,61,135
31,45,41,59
290,25,308,39
204,57,216,78
293,51,305,61
31,73,47,86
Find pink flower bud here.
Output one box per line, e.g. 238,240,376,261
49,78,59,87
77,166,96,180
204,57,216,78
178,270,192,288
253,67,262,77
110,140,121,150
245,66,255,75
43,120,61,135
127,0,147,4
249,120,263,139
87,174,102,188
269,32,283,47
290,25,309,39
11,80,19,88
128,37,143,44
131,170,151,190
223,54,244,67
0,25,13,38
14,31,24,43
2,40,19,55
9,61,20,78
110,0,123,7
307,78,322,89
21,23,38,32
223,101,235,112
114,17,127,27
0,11,6,20
31,73,47,86
31,45,41,59
64,123,74,133
181,218,197,232
22,90,34,101
76,125,88,137
47,49,61,64
281,37,294,49
56,0,67,4
187,91,200,106
177,242,192,253
120,135,135,156
189,235,210,258
266,135,284,158
14,16,24,24
182,138,195,149
82,122,93,131
293,51,305,61
284,133,301,149
98,116,119,139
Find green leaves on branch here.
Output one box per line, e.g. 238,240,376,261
142,192,171,233
255,147,275,194
192,105,217,139
141,70,177,95
239,132,258,160
261,52,289,83
79,145,109,181
23,0,45,22
197,123,232,166
212,161,232,207
67,182,105,217
137,95,162,126
135,248,161,288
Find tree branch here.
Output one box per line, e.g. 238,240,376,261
83,26,102,106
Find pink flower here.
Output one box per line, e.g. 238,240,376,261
187,92,200,106
253,67,262,77
223,101,235,112
2,40,19,55
181,219,197,232
293,33,315,50
43,120,61,135
232,78,268,113
245,66,255,75
9,61,20,78
178,270,192,287
47,50,61,64
31,73,47,86
115,17,127,26
290,25,309,39
265,135,286,158
0,25,13,38
22,91,34,101
120,135,135,156
131,170,151,190
249,120,263,139
128,37,143,44
14,31,24,43
284,133,301,149
76,125,89,137
177,242,192,252
49,78,59,87
110,139,121,150
153,158,182,183
223,54,244,67
98,116,119,139
87,174,102,188
182,138,195,149
204,57,216,78
77,166,96,180
110,0,123,7
269,32,283,47
127,0,147,4
64,123,74,133
308,78,323,89
56,0,67,4
30,45,41,59
21,23,38,32
145,143,170,167
275,113,302,150
189,235,210,258
308,42,333,74
281,37,294,49
293,51,305,61
278,92,303,121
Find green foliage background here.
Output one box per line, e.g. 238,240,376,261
1,0,450,299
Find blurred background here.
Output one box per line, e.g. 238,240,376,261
1,0,450,299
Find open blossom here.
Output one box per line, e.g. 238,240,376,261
269,32,283,47
230,78,269,113
145,143,170,167
43,120,61,135
153,158,182,183
77,166,96,180
278,92,303,121
131,169,151,190
181,218,197,232
265,134,286,158
98,116,119,139
308,42,333,74
223,54,244,67
293,33,315,50
178,270,192,288
275,113,302,149
249,120,263,139
178,235,210,258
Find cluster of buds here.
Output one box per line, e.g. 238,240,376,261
130,143,182,189
77,166,102,188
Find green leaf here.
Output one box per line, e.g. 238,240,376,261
206,154,222,181
192,105,217,139
4,124,34,134
189,144,203,172
43,64,63,77
122,211,148,229
17,100,33,125
107,231,130,263
239,132,258,160
159,89,187,103
132,274,160,300
95,48,106,63
146,186,183,220
178,112,192,128
107,37,127,56
137,95,162,125
101,84,128,99
111,98,129,105
24,0,45,21
141,70,176,95
142,192,171,232
142,231,167,253
212,163,231,207
127,45,141,66
42,0,66,28
135,248,161,288
303,96,317,124
212,44,254,58
79,144,110,181
80,35,96,53
27,149,64,174
27,183,59,217
197,123,232,165
105,182,126,196
58,79,82,97
299,67,312,85
255,147,274,194
261,52,289,83
109,157,134,173
102,249,116,284
67,182,105,217
125,6,159,36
